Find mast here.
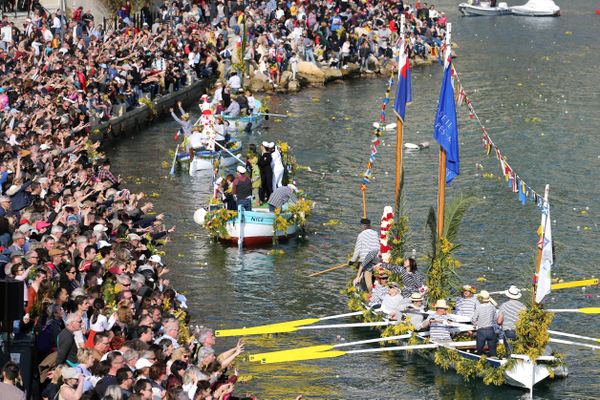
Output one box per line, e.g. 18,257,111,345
436,23,452,237
394,15,406,210
533,184,550,303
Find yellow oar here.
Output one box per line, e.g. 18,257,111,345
547,307,600,314
216,318,320,337
551,278,599,290
249,333,413,362
254,343,439,364
216,311,364,337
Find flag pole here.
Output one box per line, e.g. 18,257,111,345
533,184,550,303
394,15,406,211
436,23,452,237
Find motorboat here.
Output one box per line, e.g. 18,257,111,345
176,140,243,174
510,0,560,16
459,1,511,16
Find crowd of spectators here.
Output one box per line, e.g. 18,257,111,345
0,1,450,399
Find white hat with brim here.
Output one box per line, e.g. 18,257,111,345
410,292,423,302
261,141,269,147
434,299,449,309
478,290,491,303
504,285,522,300
149,255,163,265
135,358,153,369
237,165,247,174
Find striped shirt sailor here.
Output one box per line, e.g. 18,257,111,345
267,186,297,209
426,313,452,342
369,282,389,306
351,229,380,263
455,296,479,319
498,300,526,331
471,302,497,329
383,263,426,298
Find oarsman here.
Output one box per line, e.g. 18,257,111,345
351,219,380,291
471,290,499,358
421,299,454,343
455,284,479,319
497,285,526,355
368,266,390,307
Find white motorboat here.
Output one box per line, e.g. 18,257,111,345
176,140,244,174
510,0,560,16
459,1,511,16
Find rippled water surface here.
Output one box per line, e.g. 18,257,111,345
107,2,600,398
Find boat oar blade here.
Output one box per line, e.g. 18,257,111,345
579,307,600,314
552,278,599,290
249,344,334,362
258,349,348,364
215,318,321,337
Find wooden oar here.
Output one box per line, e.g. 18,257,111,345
547,307,600,314
549,337,600,351
249,333,413,363
254,343,440,364
548,330,600,343
216,320,399,337
169,144,180,175
308,263,348,277
213,141,245,165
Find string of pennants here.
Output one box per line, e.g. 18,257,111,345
360,70,396,192
452,69,545,209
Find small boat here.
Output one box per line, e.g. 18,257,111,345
176,140,243,174
458,1,511,16
223,100,265,132
194,205,301,247
510,0,560,16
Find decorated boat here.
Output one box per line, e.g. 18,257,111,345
175,140,244,174
223,99,266,132
458,1,511,16
510,0,560,16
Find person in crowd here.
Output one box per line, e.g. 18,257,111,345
497,285,526,355
56,313,83,367
0,361,26,400
472,290,499,358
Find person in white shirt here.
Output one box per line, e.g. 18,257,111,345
227,71,241,92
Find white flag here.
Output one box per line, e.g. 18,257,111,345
536,201,553,303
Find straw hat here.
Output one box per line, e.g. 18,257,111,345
462,284,476,293
478,290,491,303
410,292,423,302
434,299,449,309
504,285,522,300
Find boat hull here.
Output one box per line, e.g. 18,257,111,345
459,2,511,16
176,140,243,173
225,208,299,246
224,114,264,131
510,0,560,16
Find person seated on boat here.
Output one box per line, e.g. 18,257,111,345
221,174,237,211
379,283,405,316
213,176,224,200
213,115,233,147
391,292,426,330
232,166,253,211
267,183,297,212
455,284,479,319
421,299,454,343
227,71,242,93
170,101,193,141
245,90,257,115
368,266,390,307
353,249,382,293
236,92,249,115
497,285,525,356
188,127,207,160
211,81,224,106
381,257,427,299
471,290,499,358
223,98,241,118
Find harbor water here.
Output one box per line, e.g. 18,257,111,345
107,1,600,398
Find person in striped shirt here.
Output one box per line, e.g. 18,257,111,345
497,285,526,355
368,266,390,306
471,290,499,357
455,284,479,319
421,299,453,343
351,219,380,291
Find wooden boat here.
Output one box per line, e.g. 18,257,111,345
176,140,243,174
194,204,300,247
458,1,511,16
223,100,266,132
510,0,560,16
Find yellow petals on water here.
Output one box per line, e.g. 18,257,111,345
482,172,495,179
477,276,488,282
580,210,588,215
267,249,285,256
149,192,160,198
161,161,170,169
564,31,572,35
323,219,340,226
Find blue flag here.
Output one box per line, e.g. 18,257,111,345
394,43,412,121
433,57,459,184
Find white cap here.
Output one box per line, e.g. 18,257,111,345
236,165,247,174
93,224,108,232
135,358,153,369
288,184,298,192
261,141,269,147
97,240,112,249
267,142,275,148
149,255,163,265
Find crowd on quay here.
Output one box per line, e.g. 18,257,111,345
351,220,527,358
0,0,453,398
